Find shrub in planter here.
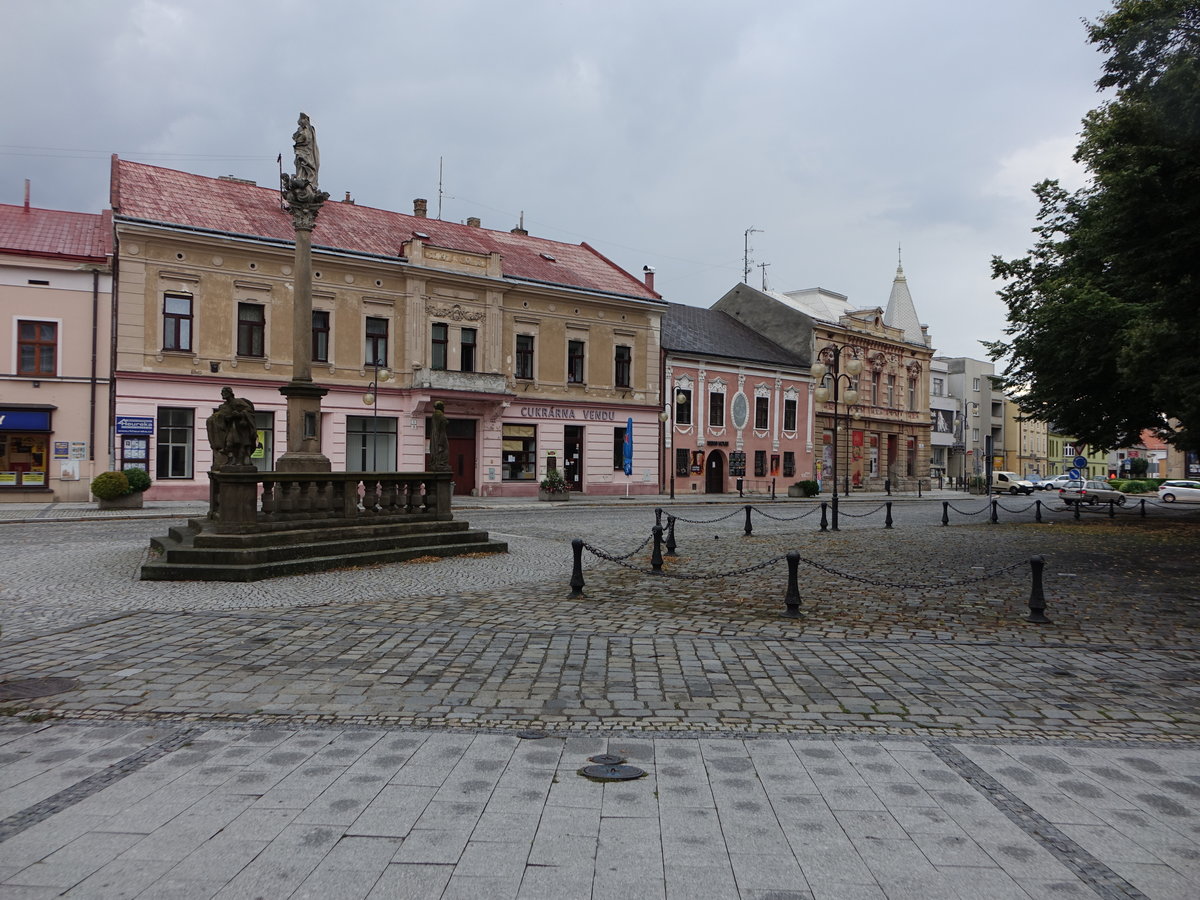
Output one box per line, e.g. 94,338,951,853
123,467,152,493
797,479,820,497
539,468,569,499
90,471,130,501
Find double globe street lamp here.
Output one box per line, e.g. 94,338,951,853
362,359,392,470
812,346,862,531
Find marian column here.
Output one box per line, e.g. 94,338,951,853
277,112,332,472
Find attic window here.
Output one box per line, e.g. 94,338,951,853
413,231,430,240
540,252,556,262
27,279,50,286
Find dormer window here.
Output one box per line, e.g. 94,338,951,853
413,231,430,240
540,252,556,262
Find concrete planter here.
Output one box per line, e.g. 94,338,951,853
97,492,144,510
538,490,569,502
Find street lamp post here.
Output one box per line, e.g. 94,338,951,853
658,390,688,500
812,345,862,531
362,359,392,470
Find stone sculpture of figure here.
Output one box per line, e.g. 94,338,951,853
206,387,258,468
292,112,319,189
429,400,451,472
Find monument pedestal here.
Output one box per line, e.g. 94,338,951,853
276,381,330,472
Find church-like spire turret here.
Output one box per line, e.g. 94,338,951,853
883,245,926,346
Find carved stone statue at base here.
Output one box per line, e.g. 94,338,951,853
429,400,451,472
207,387,259,468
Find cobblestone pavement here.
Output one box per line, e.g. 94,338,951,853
1,504,1198,897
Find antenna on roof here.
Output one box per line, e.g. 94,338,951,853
743,227,762,283
437,157,444,220
277,154,284,210
758,261,770,291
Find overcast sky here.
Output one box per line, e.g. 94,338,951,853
2,0,1114,358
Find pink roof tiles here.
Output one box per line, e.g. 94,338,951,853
0,204,111,262
111,158,661,302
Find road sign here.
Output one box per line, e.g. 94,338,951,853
1073,455,1088,469
1067,467,1081,479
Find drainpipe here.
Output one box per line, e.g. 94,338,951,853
109,237,119,468
90,268,99,461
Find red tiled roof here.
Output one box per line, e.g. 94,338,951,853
1140,429,1167,450
0,204,111,262
111,159,661,302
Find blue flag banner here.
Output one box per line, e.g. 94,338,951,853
623,417,633,476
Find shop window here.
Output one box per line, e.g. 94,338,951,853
613,427,626,470
503,424,537,480
236,303,265,358
163,294,193,352
366,316,388,366
431,323,448,371
783,451,795,477
709,392,724,427
754,396,769,430
567,340,585,384
515,334,535,380
347,414,397,471
614,345,631,388
0,432,48,486
675,389,692,425
754,450,766,477
783,398,797,432
312,310,330,363
675,448,690,478
17,320,57,376
461,328,476,373
156,407,194,479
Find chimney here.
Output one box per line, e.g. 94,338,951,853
467,216,481,228
643,265,656,293
413,198,428,218
24,179,30,213
342,191,355,204
511,210,528,236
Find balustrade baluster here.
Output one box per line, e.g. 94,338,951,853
380,479,398,515
362,477,379,515
261,480,276,519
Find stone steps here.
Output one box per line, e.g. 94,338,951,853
141,519,507,582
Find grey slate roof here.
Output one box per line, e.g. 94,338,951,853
883,263,927,346
662,302,806,368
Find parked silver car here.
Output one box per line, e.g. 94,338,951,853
1058,479,1127,506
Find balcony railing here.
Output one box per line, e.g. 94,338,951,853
413,367,509,394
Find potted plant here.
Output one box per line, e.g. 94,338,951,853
91,468,152,509
787,479,820,498
538,467,569,501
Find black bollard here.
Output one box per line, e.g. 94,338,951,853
654,507,663,529
884,501,893,529
1035,499,1042,523
744,504,753,536
1108,499,1115,518
1140,498,1146,517
1074,499,1081,521
1026,555,1050,623
665,515,677,557
918,480,923,498
990,499,998,524
771,478,776,501
783,551,801,618
651,525,663,572
941,501,950,526
819,502,828,532
885,478,891,496
569,538,585,597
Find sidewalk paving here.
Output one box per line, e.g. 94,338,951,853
1,503,1197,898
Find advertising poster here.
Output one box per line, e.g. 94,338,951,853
54,441,70,459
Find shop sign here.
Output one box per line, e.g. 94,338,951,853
22,472,45,486
71,442,87,459
518,406,618,422
0,472,16,485
0,410,51,431
54,441,70,459
116,416,155,435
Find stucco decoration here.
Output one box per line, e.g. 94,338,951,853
731,393,749,430
427,302,485,322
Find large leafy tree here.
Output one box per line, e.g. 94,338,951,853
988,0,1200,451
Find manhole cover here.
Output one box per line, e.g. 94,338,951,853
578,764,647,782
0,677,81,700
516,730,549,740
588,754,626,765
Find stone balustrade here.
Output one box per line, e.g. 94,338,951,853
207,468,452,534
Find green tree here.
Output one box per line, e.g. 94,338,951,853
988,0,1200,451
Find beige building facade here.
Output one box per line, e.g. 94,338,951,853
0,200,112,502
110,160,664,499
